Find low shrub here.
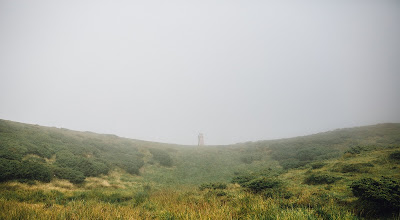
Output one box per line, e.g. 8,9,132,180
52,166,85,184
310,162,326,169
149,149,173,167
199,182,227,191
241,177,281,193
389,151,400,161
231,174,255,185
350,177,400,216
339,163,373,173
240,154,261,164
304,173,342,185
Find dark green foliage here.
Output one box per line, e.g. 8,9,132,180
0,119,146,183
340,163,374,173
0,158,51,182
240,154,262,164
134,185,151,205
99,193,132,204
0,158,20,182
279,159,309,169
345,146,361,154
55,151,110,177
350,177,400,215
51,166,85,184
267,124,400,169
149,148,173,167
231,174,256,185
241,177,281,193
345,146,377,155
18,160,52,182
310,162,326,169
199,182,227,191
304,173,342,185
271,147,339,169
389,151,400,161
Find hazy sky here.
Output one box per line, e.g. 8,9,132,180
1,0,399,145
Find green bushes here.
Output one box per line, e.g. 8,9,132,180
51,167,85,184
242,177,282,193
310,162,326,169
345,146,376,155
18,160,52,183
304,173,342,185
350,177,400,215
149,149,173,167
55,151,110,178
0,119,146,183
199,182,227,191
332,162,374,173
0,158,51,182
240,154,261,164
232,173,282,194
389,151,400,161
340,163,373,173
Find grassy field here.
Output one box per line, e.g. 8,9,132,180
1,119,400,219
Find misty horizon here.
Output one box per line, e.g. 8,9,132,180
1,0,399,145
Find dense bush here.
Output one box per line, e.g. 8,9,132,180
18,160,52,182
51,166,85,184
55,151,110,177
339,163,373,173
199,182,227,191
389,151,400,161
0,119,146,183
350,177,400,215
240,154,261,164
149,148,173,167
279,159,309,169
310,162,326,169
0,158,51,182
304,173,342,185
345,146,376,155
231,174,256,185
242,177,281,193
0,158,20,182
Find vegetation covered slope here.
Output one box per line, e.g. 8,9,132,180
0,119,175,184
1,119,400,219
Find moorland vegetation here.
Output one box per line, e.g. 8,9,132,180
0,119,399,219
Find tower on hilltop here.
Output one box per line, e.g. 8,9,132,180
198,133,204,146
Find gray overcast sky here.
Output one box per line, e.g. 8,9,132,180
1,0,399,145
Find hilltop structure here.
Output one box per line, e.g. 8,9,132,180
198,133,204,146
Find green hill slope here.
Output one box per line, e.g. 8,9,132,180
1,119,400,219
1,119,399,185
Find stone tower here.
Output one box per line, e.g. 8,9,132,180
198,133,204,146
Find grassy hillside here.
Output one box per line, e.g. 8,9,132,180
1,119,400,219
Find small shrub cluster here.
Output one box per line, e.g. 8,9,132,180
350,177,400,216
310,162,326,169
304,173,342,185
232,173,282,194
242,177,282,193
332,162,374,174
345,146,376,155
389,151,400,161
0,158,51,183
149,149,173,167
199,182,227,191
240,154,262,164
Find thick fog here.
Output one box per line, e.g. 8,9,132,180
1,0,399,145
